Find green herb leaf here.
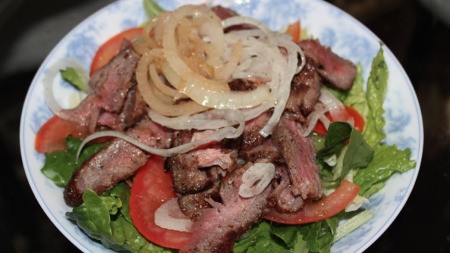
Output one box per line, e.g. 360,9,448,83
143,0,163,18
60,67,89,93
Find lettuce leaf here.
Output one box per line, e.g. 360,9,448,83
362,47,389,147
41,136,104,187
234,219,338,253
344,65,369,120
66,183,171,253
354,144,416,197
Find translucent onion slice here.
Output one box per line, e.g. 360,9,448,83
239,163,276,198
154,198,193,232
148,109,241,130
149,63,186,100
43,58,89,119
77,109,245,158
222,16,275,45
136,50,207,116
319,88,345,116
162,5,230,93
161,62,271,109
259,36,302,137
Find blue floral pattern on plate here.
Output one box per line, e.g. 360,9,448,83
19,0,423,252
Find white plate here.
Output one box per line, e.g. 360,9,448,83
20,0,423,252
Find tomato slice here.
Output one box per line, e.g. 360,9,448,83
90,27,143,75
264,180,360,224
129,156,191,249
35,115,90,153
286,20,301,43
314,105,365,136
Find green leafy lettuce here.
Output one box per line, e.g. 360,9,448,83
234,218,338,253
41,136,104,187
67,183,171,253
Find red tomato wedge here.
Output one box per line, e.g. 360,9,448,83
264,180,360,224
129,156,191,249
286,20,301,43
35,115,89,153
314,105,365,136
90,27,143,75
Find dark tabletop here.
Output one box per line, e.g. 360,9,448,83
0,0,448,252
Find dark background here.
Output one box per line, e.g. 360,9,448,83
0,0,448,252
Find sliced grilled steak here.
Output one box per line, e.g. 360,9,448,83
240,138,280,163
180,162,271,253
166,152,214,195
64,118,172,206
97,84,147,130
299,39,356,90
60,41,141,130
241,111,271,150
285,55,321,120
178,180,221,221
272,115,323,200
167,130,238,195
269,166,304,213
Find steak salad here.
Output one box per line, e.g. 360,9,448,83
36,1,416,252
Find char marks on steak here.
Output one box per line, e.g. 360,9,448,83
64,118,172,206
272,115,323,200
299,39,356,91
60,41,141,131
180,162,271,253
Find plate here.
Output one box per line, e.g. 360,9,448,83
20,0,423,252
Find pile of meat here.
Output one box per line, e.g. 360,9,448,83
62,6,356,253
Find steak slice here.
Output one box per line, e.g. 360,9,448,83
60,41,141,131
272,115,323,200
285,55,322,119
167,130,238,195
299,39,356,91
180,162,272,253
64,119,172,206
269,166,304,213
178,180,221,221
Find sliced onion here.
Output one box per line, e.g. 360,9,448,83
319,88,345,118
43,58,89,119
259,36,303,137
77,109,245,158
136,50,208,116
148,108,240,130
162,5,230,93
154,198,193,232
161,57,271,109
239,163,276,198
